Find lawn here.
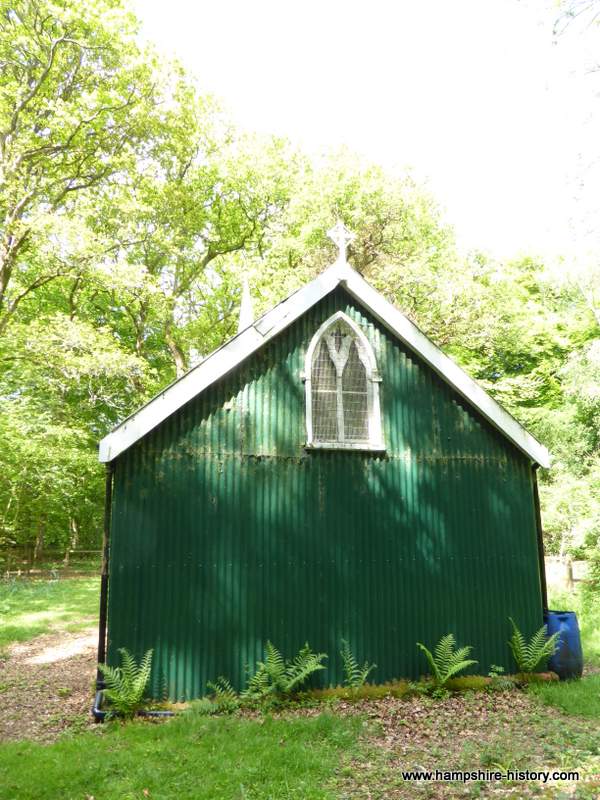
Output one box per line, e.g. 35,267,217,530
531,673,600,718
1,687,599,799
1,576,600,799
0,713,362,800
0,576,100,650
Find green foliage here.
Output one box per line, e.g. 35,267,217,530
339,639,376,689
299,681,416,703
0,315,150,556
187,698,220,716
0,0,162,334
0,0,461,562
530,673,600,719
0,713,361,800
302,675,511,703
98,647,153,719
406,680,432,696
241,642,327,702
416,634,478,688
205,676,239,713
507,618,560,673
550,586,600,668
445,675,495,693
0,0,598,597
486,664,517,692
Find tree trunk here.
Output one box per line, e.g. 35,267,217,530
565,557,574,592
164,321,188,377
63,517,79,566
67,276,81,321
33,516,46,564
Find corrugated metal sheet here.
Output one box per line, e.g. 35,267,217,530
107,287,543,700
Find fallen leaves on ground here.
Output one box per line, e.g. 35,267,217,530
0,628,97,743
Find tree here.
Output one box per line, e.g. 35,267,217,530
554,1,600,38
88,126,296,377
246,150,458,333
0,0,160,334
1,0,597,572
0,314,151,561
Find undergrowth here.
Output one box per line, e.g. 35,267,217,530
416,633,478,694
530,673,600,718
549,586,600,667
241,641,327,703
508,617,559,673
98,648,153,719
339,640,376,689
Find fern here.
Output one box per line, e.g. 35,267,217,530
340,640,376,689
98,647,153,719
243,662,273,699
284,643,327,692
508,618,560,673
241,641,327,701
417,634,477,688
189,697,219,716
206,676,239,712
265,640,288,689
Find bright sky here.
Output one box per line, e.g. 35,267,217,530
132,0,600,259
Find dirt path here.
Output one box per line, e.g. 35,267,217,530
0,629,98,743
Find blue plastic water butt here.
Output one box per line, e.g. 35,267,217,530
544,610,583,680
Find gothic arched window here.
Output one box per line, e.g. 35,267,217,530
304,312,384,450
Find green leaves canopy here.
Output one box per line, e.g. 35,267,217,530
0,0,598,580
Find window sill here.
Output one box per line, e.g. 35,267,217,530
305,442,386,453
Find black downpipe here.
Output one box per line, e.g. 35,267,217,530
96,463,114,694
532,465,548,612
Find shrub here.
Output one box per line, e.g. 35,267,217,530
98,647,153,719
416,634,477,690
339,640,376,689
508,618,560,673
241,641,327,703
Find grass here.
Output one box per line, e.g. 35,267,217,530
0,576,99,649
580,600,600,668
1,575,600,799
530,673,600,719
548,586,600,668
0,712,362,800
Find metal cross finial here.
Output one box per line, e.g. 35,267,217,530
327,221,355,264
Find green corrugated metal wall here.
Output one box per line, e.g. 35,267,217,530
107,287,544,699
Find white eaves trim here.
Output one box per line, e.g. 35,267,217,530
341,268,550,467
99,261,550,468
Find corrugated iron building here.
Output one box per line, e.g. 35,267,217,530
99,237,550,700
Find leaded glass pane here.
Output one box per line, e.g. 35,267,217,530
311,323,370,443
342,340,368,440
312,339,337,440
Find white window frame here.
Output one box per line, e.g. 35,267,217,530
303,311,384,451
